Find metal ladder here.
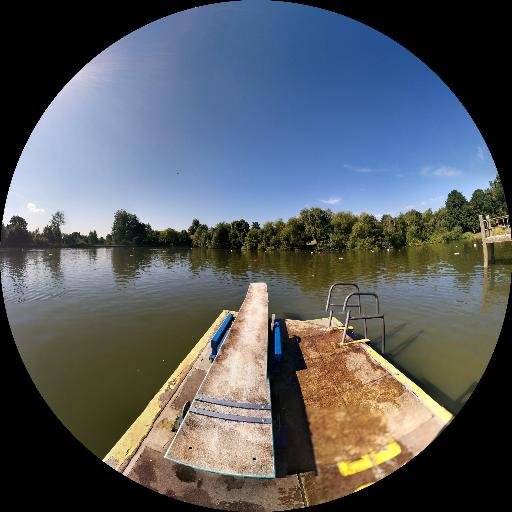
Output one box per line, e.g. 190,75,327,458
326,283,386,354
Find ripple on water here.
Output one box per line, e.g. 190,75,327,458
0,244,509,457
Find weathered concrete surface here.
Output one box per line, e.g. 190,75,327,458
103,310,234,472
109,313,451,510
284,319,452,505
165,283,274,478
199,283,270,405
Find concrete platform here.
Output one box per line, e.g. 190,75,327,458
105,308,452,510
164,283,274,478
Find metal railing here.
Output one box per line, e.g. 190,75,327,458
325,282,361,327
340,291,386,354
480,214,510,239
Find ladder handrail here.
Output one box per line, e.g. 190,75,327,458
343,291,380,315
340,291,386,354
326,282,361,327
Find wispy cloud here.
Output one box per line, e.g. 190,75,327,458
27,202,45,213
420,165,463,177
476,146,484,161
320,197,341,205
344,164,375,173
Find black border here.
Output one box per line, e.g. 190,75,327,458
2,1,510,510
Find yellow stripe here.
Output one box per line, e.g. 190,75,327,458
354,483,373,492
103,310,236,471
337,441,402,476
338,454,373,476
372,441,401,464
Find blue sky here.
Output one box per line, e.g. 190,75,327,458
4,0,497,236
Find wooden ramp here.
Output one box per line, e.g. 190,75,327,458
164,283,275,478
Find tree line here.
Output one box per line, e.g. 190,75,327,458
1,174,507,251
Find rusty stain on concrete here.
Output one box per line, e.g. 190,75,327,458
110,313,451,510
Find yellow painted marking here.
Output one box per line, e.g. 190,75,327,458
372,441,401,464
338,455,373,476
337,441,402,476
354,483,373,492
103,310,237,471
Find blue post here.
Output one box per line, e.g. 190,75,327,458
210,313,234,361
274,319,282,362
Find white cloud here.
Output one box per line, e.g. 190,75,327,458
420,165,463,177
477,146,484,160
320,197,341,205
344,164,374,173
27,202,45,213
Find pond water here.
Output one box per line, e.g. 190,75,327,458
1,241,510,457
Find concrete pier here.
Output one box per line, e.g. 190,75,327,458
104,306,452,509
479,214,510,267
165,282,274,478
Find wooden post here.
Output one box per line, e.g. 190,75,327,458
489,242,495,264
479,215,489,267
478,214,486,239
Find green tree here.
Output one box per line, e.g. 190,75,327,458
299,208,332,248
111,210,146,244
381,214,406,248
488,173,508,215
467,189,492,232
244,227,262,250
445,190,471,232
43,211,65,245
87,230,99,245
280,217,307,250
229,219,250,249
348,213,384,250
5,215,32,246
211,222,231,249
251,222,260,230
403,209,425,245
177,230,191,246
63,232,87,246
192,224,211,247
329,211,357,251
259,221,280,250
188,218,200,236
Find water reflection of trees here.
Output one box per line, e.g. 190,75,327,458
159,247,190,268
110,247,154,285
42,249,63,284
86,247,98,264
1,249,29,300
181,241,507,301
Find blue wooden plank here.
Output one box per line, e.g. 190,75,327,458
274,320,282,362
210,313,234,360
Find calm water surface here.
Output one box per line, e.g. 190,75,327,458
2,242,510,457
